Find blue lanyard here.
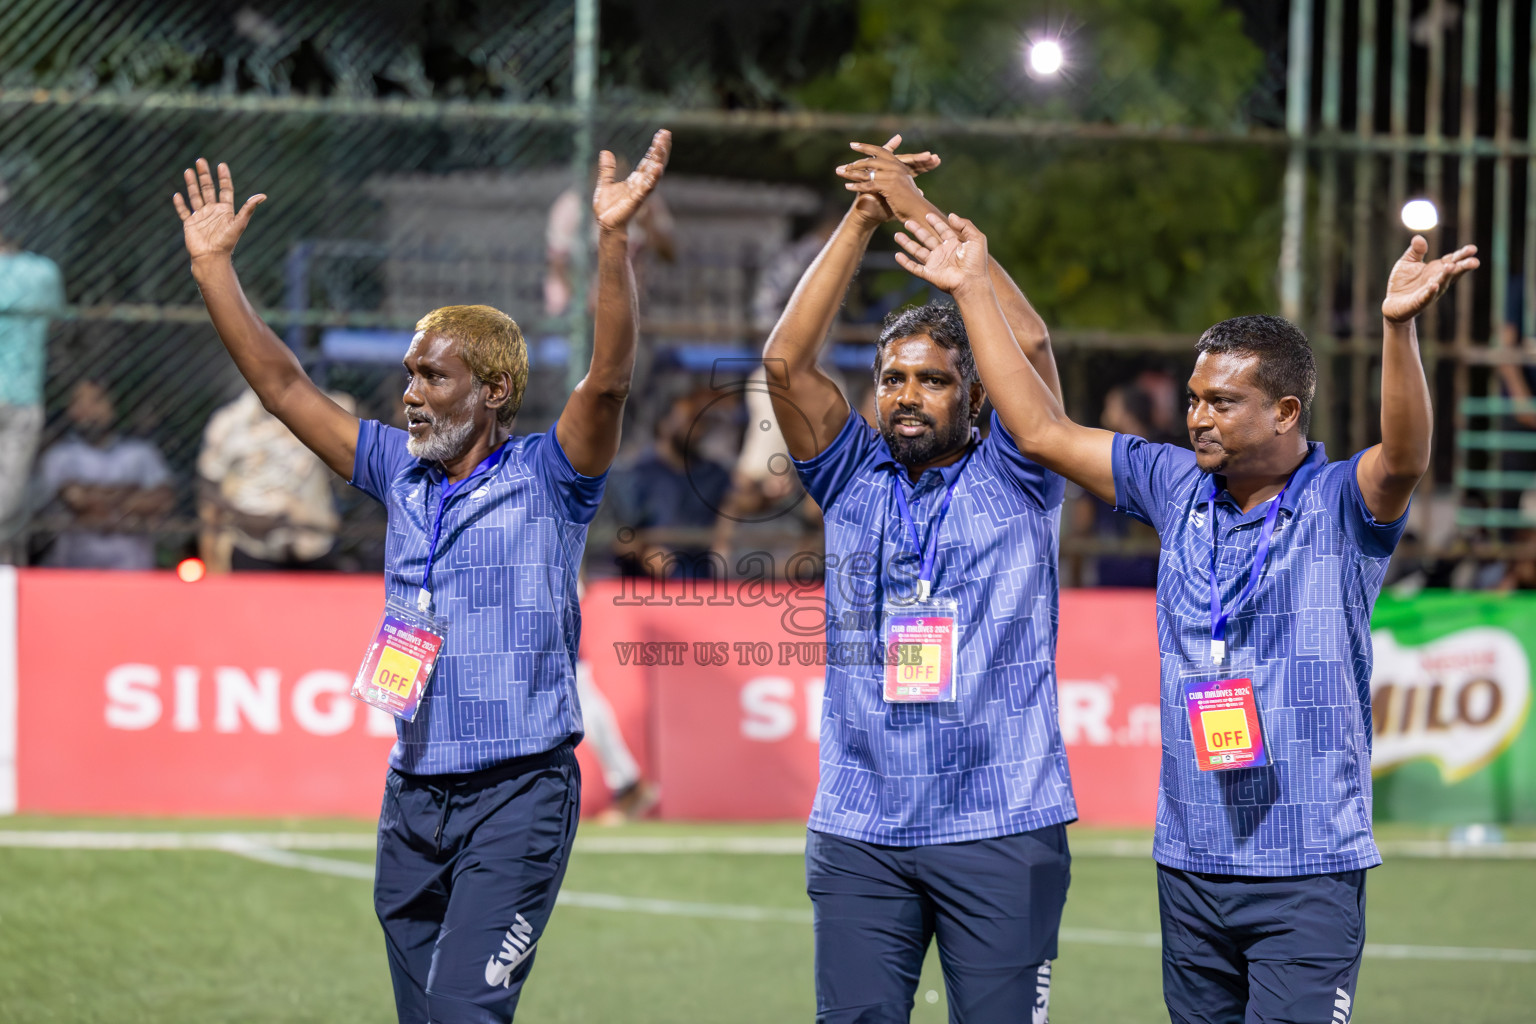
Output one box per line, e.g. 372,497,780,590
891,447,973,602
417,446,506,613
1207,477,1288,664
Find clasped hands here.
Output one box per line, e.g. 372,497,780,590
831,136,990,298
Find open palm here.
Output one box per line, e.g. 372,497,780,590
893,212,989,295
173,159,266,261
593,129,672,231
1382,235,1479,323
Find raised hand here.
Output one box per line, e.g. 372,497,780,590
593,128,673,232
836,135,941,225
1382,235,1479,324
173,159,266,262
894,212,989,295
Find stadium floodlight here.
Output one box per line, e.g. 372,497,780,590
1401,198,1439,232
1028,39,1065,77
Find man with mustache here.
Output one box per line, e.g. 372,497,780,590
892,209,1476,1024
766,138,1075,1023
173,130,670,1024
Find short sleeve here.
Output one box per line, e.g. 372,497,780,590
527,431,607,525
197,406,234,483
0,255,61,313
131,444,171,489
977,410,1065,510
546,190,580,255
604,463,644,527
1335,451,1410,558
790,408,882,513
1113,433,1200,533
36,445,70,502
42,259,63,308
350,420,413,504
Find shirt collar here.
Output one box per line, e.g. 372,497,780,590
874,426,982,489
1205,441,1327,517
423,440,511,490
65,430,123,451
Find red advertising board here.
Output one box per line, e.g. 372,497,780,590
1054,590,1163,824
12,571,1162,824
17,570,395,817
577,581,1162,825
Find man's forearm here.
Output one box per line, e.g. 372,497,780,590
882,184,1058,399
124,486,175,518
950,274,1117,499
554,226,637,476
951,279,1066,440
986,258,1061,401
587,227,638,398
191,256,310,407
1378,317,1433,480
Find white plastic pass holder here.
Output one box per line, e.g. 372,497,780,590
882,596,959,702
351,593,445,722
1210,639,1227,665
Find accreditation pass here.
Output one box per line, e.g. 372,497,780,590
351,603,445,722
883,598,959,702
1184,677,1267,770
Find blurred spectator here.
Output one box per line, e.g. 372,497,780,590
751,203,843,332
1495,280,1536,428
36,379,172,569
1133,366,1188,446
1101,382,1156,439
1393,492,1506,591
1496,527,1536,591
0,222,63,560
545,158,675,319
712,367,824,568
1494,281,1536,540
1071,383,1160,587
577,658,658,822
197,388,356,572
852,376,878,428
608,390,732,578
576,571,659,822
716,370,793,531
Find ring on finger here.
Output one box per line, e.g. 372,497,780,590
869,169,875,181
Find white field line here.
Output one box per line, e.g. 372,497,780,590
225,844,374,880
1374,840,1536,860
0,830,375,851
1363,943,1536,963
215,851,1536,963
4,833,1533,965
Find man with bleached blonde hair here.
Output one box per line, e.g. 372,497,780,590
174,129,671,1023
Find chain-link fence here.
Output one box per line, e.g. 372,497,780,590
3,0,1534,586
2,0,586,569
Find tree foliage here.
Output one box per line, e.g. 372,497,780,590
797,0,1281,333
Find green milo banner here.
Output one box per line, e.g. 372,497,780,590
1370,591,1536,824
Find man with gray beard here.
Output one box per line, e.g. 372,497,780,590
174,130,670,1023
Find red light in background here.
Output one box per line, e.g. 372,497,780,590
176,558,207,583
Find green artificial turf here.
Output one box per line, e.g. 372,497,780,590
0,819,1532,1022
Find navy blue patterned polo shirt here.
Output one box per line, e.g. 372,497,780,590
1114,436,1407,875
351,420,604,774
794,409,1077,845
